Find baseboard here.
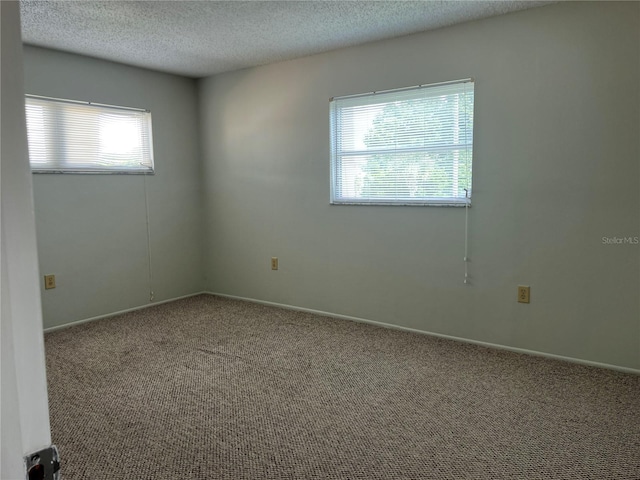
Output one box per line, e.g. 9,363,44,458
206,291,640,375
43,292,209,333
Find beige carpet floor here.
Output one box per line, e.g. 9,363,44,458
45,294,639,479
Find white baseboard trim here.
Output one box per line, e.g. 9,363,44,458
43,292,209,333
207,291,640,375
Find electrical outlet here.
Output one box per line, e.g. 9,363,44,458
518,285,530,303
271,257,278,270
44,274,56,290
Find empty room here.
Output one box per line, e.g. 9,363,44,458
1,1,638,479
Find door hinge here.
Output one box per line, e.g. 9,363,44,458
24,445,60,480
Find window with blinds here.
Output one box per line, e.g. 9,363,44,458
330,79,474,206
25,95,154,174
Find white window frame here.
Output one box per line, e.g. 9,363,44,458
25,95,154,174
330,79,474,206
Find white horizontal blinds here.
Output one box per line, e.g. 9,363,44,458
25,96,154,173
331,80,474,205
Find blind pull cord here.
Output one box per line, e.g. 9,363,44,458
464,188,470,285
142,165,154,302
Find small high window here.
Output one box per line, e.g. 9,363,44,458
25,95,154,174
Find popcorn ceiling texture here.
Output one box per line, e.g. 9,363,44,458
20,1,550,78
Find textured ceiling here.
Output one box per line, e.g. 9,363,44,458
20,1,551,79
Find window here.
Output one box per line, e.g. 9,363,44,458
25,95,154,173
330,79,474,206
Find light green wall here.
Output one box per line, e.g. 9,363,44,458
199,2,640,369
24,2,639,369
23,46,205,329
